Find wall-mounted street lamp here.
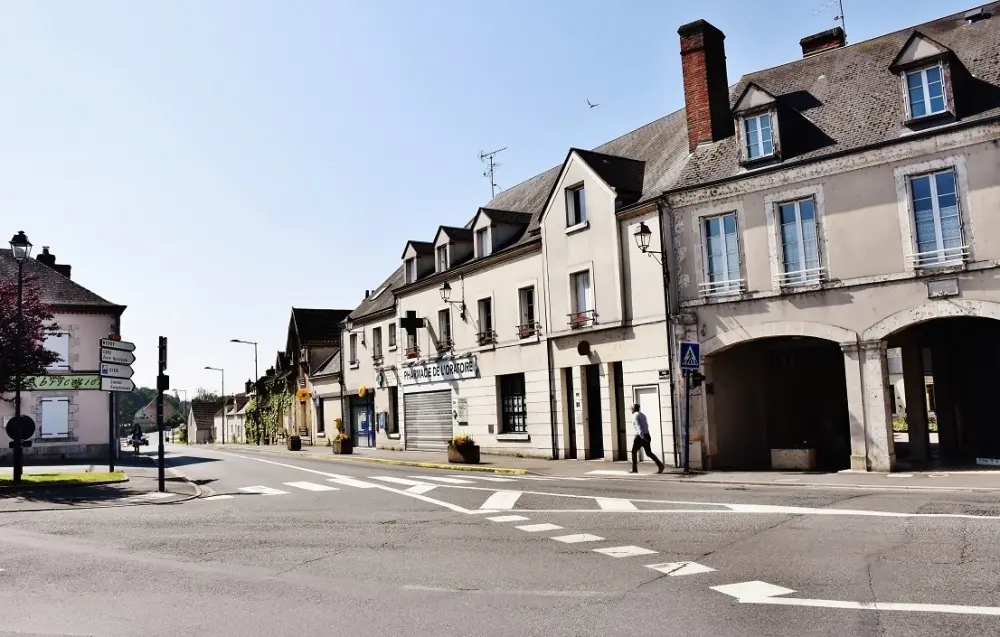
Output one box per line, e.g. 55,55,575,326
633,221,657,255
439,280,467,320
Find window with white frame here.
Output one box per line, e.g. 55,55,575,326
476,228,491,258
905,65,946,119
349,333,358,364
566,185,586,226
477,297,494,344
777,198,821,285
388,323,397,349
518,286,536,336
405,330,417,353
372,327,383,359
569,270,592,327
702,213,742,295
743,113,774,161
436,245,448,272
437,308,452,349
44,332,70,371
405,258,417,284
909,169,964,266
40,397,69,438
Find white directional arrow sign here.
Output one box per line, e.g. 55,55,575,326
101,377,135,393
100,349,135,366
712,580,1000,617
100,363,134,379
100,338,135,352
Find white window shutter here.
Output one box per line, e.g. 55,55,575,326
40,398,69,438
44,333,70,370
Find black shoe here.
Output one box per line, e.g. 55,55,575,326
630,469,638,474
657,465,665,474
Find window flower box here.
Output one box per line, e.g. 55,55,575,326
406,346,420,359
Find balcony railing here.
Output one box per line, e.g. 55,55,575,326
477,329,497,346
517,322,538,339
567,309,596,329
698,278,745,298
405,346,420,359
371,353,384,366
775,266,825,287
436,336,454,352
905,245,969,269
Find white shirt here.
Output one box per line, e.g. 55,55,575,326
633,411,649,437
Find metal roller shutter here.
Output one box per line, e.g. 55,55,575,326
404,390,452,451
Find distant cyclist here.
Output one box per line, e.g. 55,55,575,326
130,423,143,454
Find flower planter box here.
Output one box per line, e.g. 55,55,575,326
448,444,480,464
770,448,817,470
331,439,353,455
286,435,302,452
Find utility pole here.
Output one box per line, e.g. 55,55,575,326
480,147,507,199
157,336,169,492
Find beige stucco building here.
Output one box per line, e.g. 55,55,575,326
0,246,125,461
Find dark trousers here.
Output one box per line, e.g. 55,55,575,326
632,434,663,471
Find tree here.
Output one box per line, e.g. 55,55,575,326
0,275,59,399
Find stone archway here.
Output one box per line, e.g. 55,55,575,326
862,299,1000,342
702,321,858,356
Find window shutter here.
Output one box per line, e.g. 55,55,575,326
44,333,70,370
41,398,69,438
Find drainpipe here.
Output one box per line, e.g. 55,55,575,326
546,335,559,459
656,200,682,467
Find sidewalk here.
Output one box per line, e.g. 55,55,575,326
208,443,1000,492
0,460,199,512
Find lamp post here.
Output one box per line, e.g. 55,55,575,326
439,280,467,320
205,366,226,444
230,339,258,383
9,231,32,484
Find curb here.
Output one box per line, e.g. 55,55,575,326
211,445,529,475
139,454,202,503
0,476,129,492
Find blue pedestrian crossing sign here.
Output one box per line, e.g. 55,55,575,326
679,341,701,371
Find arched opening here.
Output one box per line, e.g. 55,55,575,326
884,316,1000,468
707,336,850,471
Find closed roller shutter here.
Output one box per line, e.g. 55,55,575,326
404,390,452,451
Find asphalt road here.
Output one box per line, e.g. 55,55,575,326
2,444,999,637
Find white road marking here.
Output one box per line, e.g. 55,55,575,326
133,492,172,500
239,486,288,496
406,484,438,494
284,481,339,492
646,561,716,576
487,515,529,522
451,475,516,483
409,476,475,484
596,498,638,511
480,491,522,510
371,476,429,487
226,454,378,488
516,523,563,533
551,534,604,544
325,476,379,489
203,495,235,501
593,545,658,558
402,584,608,598
712,580,1000,616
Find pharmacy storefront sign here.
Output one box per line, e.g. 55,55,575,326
401,356,478,386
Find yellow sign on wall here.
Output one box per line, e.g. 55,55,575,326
296,388,311,402
359,385,368,397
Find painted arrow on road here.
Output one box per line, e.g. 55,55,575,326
712,580,1000,616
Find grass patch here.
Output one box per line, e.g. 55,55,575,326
0,471,126,488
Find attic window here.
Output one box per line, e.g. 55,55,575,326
436,245,449,272
405,258,417,284
904,65,947,119
742,113,774,161
370,282,390,299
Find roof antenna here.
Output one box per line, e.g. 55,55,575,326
812,0,848,43
479,147,506,199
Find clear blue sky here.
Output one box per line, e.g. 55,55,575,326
0,0,973,393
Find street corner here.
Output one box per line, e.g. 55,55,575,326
0,467,199,513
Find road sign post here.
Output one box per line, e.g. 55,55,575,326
100,337,136,472
679,342,702,474
157,337,169,493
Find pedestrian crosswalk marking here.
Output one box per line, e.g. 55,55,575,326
284,481,339,492
551,534,604,544
372,476,430,487
593,545,658,558
406,484,438,494
488,515,529,522
516,523,563,533
239,486,288,496
451,475,516,482
480,491,522,510
596,498,638,511
645,561,716,576
133,492,172,500
326,476,378,489
410,476,475,484
203,494,235,501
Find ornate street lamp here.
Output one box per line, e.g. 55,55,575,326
439,281,452,303
633,221,653,253
9,231,32,483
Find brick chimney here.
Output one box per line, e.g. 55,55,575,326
34,246,72,279
678,19,733,152
800,27,846,57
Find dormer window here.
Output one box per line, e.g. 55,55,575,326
405,257,417,284
905,65,946,119
743,113,774,161
475,227,490,258
436,245,448,272
566,185,586,227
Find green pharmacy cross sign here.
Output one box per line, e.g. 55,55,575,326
23,374,102,391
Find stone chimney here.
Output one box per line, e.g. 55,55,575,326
678,19,734,152
800,27,846,57
34,246,72,279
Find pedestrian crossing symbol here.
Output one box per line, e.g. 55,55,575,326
679,341,701,371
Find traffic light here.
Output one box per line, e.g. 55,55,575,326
158,336,168,373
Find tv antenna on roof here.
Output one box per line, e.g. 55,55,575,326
480,147,506,199
812,0,848,42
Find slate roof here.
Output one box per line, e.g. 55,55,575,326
348,265,405,322
573,149,646,201
0,249,124,312
438,226,474,242
672,2,1000,189
312,350,341,377
189,400,224,432
291,308,351,346
479,209,533,226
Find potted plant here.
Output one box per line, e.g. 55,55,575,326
447,434,480,464
287,434,302,451
331,431,353,455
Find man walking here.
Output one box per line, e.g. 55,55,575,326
631,403,665,474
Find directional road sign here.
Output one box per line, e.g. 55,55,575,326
101,377,135,392
679,341,701,371
100,349,135,366
100,363,134,380
100,338,135,352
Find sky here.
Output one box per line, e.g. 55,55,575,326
0,0,977,394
